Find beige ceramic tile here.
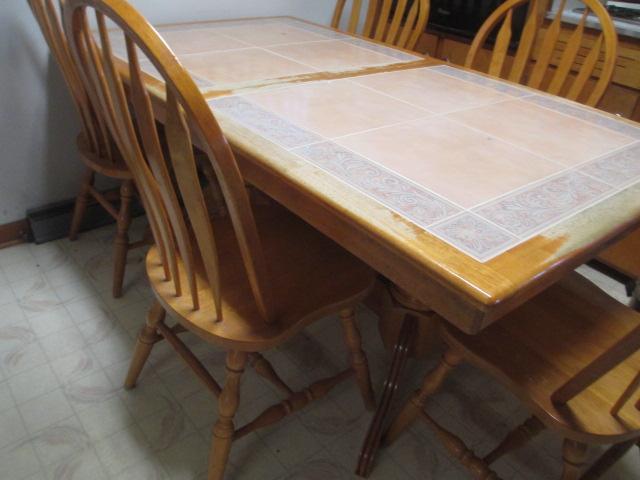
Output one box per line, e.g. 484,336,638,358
353,68,511,114
449,100,635,166
156,28,250,55
179,48,316,85
216,22,329,46
246,80,429,138
268,40,400,71
336,117,563,208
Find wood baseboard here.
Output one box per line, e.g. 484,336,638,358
0,219,32,249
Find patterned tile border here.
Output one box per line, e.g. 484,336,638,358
474,171,613,237
210,88,639,262
210,96,323,149
427,213,518,261
579,143,640,187
524,94,640,140
293,142,461,228
429,65,531,98
343,38,422,61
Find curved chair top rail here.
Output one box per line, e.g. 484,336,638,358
465,0,618,107
332,0,430,51
62,0,274,324
28,0,121,164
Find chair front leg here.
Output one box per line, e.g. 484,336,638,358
209,350,247,480
561,439,588,480
384,347,463,446
340,307,375,410
124,300,165,389
112,180,134,298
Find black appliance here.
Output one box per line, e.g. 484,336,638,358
426,0,527,42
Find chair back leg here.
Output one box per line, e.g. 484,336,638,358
112,179,134,298
69,167,95,240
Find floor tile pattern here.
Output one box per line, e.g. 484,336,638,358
0,221,638,479
210,66,640,261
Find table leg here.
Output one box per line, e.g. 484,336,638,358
356,314,417,477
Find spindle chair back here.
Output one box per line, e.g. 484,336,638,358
465,0,618,107
332,0,430,51
28,0,143,298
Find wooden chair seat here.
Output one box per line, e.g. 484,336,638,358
148,200,375,351
76,132,132,179
443,272,640,444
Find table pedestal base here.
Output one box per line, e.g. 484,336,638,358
356,283,442,477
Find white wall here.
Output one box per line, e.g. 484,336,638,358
0,1,335,225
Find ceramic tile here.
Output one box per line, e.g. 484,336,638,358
335,117,563,208
353,67,511,113
449,99,635,167
246,80,428,138
475,172,613,237
429,65,531,97
94,424,152,476
0,441,42,480
216,22,330,46
293,141,460,227
428,213,518,261
280,17,350,40
269,39,409,71
579,142,640,187
211,96,322,149
0,380,14,413
29,416,88,467
525,94,640,140
46,448,109,480
0,407,28,450
179,48,316,86
8,364,60,404
156,27,250,55
344,38,421,61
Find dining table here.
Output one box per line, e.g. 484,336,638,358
111,15,640,477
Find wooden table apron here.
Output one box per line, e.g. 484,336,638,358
127,15,640,478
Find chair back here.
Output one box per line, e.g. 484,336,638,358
465,0,617,107
331,0,430,50
62,0,274,324
28,0,121,164
551,323,640,415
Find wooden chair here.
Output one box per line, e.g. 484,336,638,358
61,0,377,478
331,0,430,51
383,272,640,479
28,0,144,297
465,0,618,107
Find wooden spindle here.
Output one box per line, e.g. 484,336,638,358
340,308,375,410
560,439,588,480
483,416,545,465
248,352,293,396
489,9,513,78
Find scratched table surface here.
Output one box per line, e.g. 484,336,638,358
117,17,640,333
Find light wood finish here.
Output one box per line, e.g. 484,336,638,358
465,0,618,107
61,2,377,478
384,272,640,479
28,0,142,298
332,0,430,50
598,227,640,295
0,219,31,249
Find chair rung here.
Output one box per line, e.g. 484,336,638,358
234,369,353,439
88,185,119,219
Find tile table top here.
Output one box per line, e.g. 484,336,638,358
210,65,640,262
108,17,423,92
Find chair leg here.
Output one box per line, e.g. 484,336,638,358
112,180,134,298
340,307,375,411
124,300,164,389
69,167,95,241
209,350,247,480
561,439,588,480
484,416,545,465
383,347,463,446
